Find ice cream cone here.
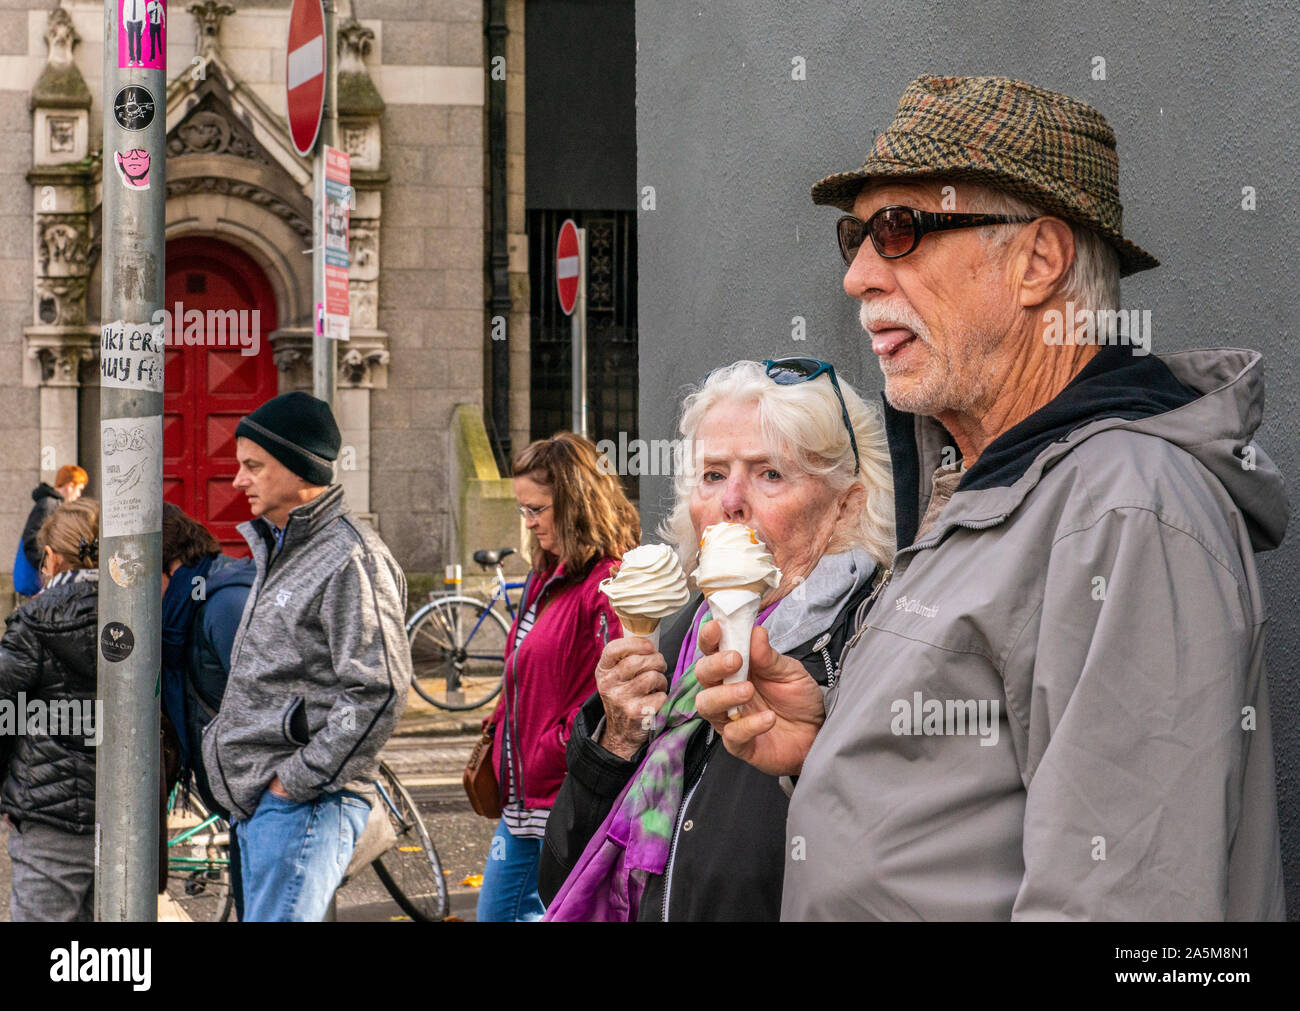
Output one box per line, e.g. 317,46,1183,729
600,544,689,653
693,523,782,719
705,587,765,719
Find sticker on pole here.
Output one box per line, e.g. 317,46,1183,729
556,218,580,316
113,86,156,131
101,320,164,393
113,149,151,190
101,621,135,663
118,0,166,70
101,415,162,537
322,146,351,340
107,543,144,587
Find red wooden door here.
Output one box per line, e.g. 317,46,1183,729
164,237,279,557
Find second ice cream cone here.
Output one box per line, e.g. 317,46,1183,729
705,588,764,719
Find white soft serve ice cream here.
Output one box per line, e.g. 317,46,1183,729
693,522,782,595
600,543,690,623
694,523,782,719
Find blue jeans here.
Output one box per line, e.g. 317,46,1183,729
235,789,369,921
476,819,544,922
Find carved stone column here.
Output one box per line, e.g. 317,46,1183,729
188,1,237,59
267,329,388,529
25,6,98,483
334,17,389,524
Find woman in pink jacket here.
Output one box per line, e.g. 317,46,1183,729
478,432,639,921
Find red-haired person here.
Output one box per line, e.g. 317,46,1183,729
20,465,87,576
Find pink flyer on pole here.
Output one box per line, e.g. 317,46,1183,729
118,0,166,70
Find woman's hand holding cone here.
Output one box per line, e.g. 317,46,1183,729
593,636,669,760
694,622,824,777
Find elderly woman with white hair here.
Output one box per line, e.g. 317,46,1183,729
538,358,895,921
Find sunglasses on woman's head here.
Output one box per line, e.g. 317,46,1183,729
836,205,1037,264
761,358,860,475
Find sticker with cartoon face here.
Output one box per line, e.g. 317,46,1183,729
114,149,151,189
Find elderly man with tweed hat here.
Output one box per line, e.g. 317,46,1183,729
200,391,411,921
695,75,1288,920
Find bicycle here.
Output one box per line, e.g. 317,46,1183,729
370,759,448,922
405,547,525,711
165,785,234,922
163,759,448,922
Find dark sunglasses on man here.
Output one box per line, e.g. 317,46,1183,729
836,204,1037,264
761,358,860,475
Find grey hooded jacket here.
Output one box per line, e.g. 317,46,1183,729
200,484,411,820
783,346,1288,921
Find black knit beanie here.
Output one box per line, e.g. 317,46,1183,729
235,392,340,486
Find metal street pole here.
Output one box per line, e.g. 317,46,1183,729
312,0,339,406
96,0,166,921
571,228,588,438
317,12,340,924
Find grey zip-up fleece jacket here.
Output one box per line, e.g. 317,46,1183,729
200,484,411,820
783,346,1288,921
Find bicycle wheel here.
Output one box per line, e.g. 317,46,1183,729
165,787,235,922
407,597,509,711
371,760,448,922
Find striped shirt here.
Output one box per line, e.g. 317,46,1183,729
46,567,98,589
501,599,551,839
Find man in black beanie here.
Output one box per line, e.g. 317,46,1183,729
200,391,412,921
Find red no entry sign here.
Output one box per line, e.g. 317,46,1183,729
556,219,580,316
286,0,325,156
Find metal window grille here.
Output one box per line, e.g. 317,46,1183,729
528,209,639,497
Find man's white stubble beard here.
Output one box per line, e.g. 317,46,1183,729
858,299,999,417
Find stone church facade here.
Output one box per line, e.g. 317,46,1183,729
1,0,529,585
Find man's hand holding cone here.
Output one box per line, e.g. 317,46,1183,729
694,621,824,777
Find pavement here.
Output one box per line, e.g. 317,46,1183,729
393,690,491,739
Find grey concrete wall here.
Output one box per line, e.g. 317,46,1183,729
636,0,1300,914
525,0,636,210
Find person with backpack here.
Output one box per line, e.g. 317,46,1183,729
0,499,100,920
160,502,254,917
13,465,86,597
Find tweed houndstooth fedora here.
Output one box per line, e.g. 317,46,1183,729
811,74,1159,276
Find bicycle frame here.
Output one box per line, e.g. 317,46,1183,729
408,559,527,707
489,564,527,620
166,786,230,872
437,564,526,644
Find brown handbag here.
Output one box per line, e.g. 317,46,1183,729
463,725,502,819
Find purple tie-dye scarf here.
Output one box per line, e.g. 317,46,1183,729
544,599,776,921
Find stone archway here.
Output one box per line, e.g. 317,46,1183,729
162,236,280,556
24,2,390,524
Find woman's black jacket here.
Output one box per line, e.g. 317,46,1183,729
538,575,878,921
0,572,99,833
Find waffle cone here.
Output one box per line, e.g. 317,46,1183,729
616,612,661,637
